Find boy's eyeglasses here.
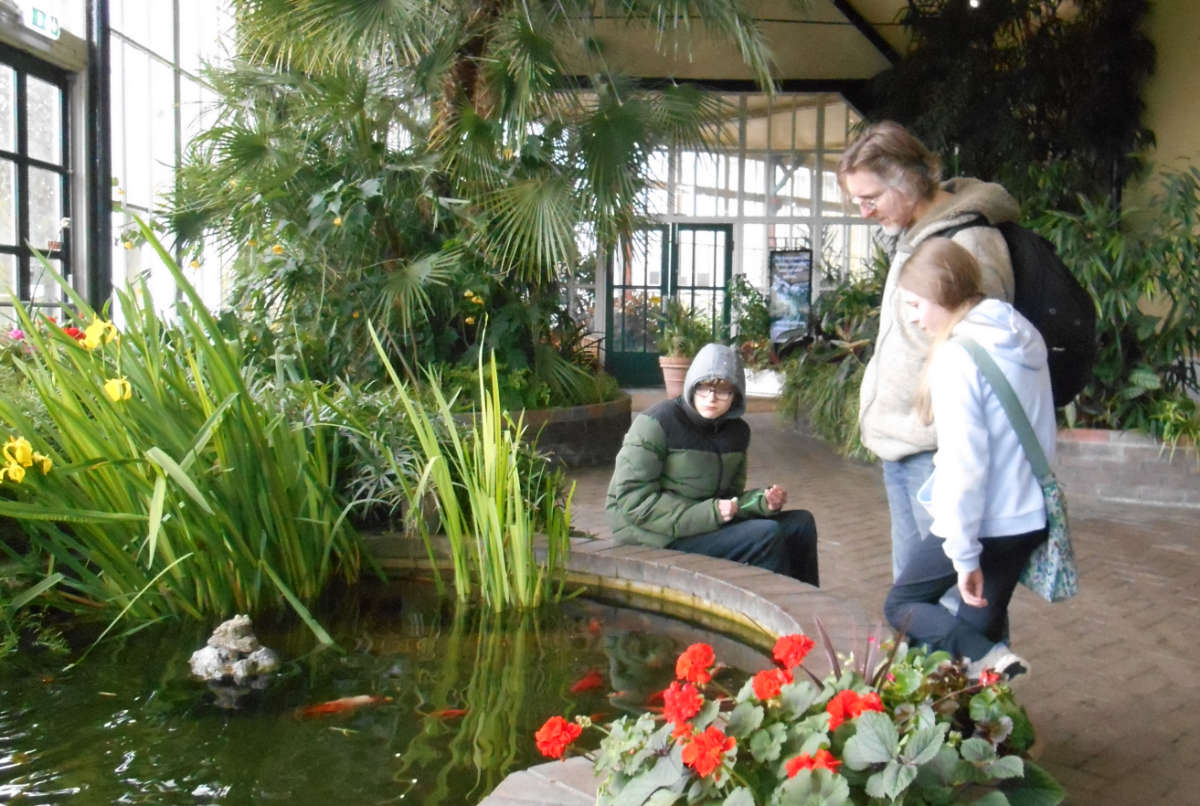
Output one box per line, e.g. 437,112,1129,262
695,384,734,401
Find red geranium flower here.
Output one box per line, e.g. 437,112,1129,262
671,721,694,740
62,326,85,341
751,667,793,701
662,681,702,725
681,725,735,778
979,669,1001,687
786,748,842,777
675,643,715,685
772,633,815,670
826,689,885,731
534,715,582,759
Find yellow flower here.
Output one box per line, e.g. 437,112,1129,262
351,311,360,319
83,318,118,350
465,316,476,325
34,453,51,474
463,289,474,298
103,377,132,402
271,244,284,255
189,259,201,268
472,295,484,305
123,240,134,250
3,436,32,467
3,463,24,484
248,238,258,247
333,216,343,227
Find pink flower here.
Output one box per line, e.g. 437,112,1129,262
7,328,23,341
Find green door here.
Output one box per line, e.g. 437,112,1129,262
605,224,732,387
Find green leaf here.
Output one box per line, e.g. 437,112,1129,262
960,737,998,763
7,573,64,612
985,755,1025,780
842,711,898,769
727,701,764,738
722,787,755,806
748,721,787,763
901,722,947,766
1002,760,1066,806
775,769,852,806
780,680,821,718
867,759,917,801
973,793,1011,806
144,447,215,515
610,754,685,806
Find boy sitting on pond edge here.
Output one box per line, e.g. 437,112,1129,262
605,342,819,585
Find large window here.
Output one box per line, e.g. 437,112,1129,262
0,43,71,321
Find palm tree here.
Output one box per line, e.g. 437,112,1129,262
169,0,793,396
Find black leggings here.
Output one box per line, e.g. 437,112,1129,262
884,528,1047,661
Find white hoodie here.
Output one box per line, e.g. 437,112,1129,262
917,298,1055,573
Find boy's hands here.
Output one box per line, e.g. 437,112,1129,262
764,484,787,511
717,498,739,522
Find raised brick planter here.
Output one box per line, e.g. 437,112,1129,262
521,392,631,468
1056,428,1198,510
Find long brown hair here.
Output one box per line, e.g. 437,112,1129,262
901,237,985,423
837,121,941,201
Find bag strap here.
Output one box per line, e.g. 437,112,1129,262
953,336,1052,480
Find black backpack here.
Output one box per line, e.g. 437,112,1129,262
941,215,1097,407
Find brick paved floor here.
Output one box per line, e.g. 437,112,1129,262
566,390,1200,805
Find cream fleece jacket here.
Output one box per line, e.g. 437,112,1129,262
858,178,1020,462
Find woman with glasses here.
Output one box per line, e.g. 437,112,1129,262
837,121,1020,590
605,342,819,585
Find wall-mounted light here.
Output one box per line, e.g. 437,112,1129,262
969,0,981,7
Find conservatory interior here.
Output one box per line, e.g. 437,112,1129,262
0,1,1197,804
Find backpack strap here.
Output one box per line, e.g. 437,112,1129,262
953,336,1052,480
935,212,990,241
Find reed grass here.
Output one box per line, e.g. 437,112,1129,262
0,220,360,640
368,324,572,610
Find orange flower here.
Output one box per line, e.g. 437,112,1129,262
786,748,842,777
752,667,793,701
826,689,885,731
534,716,581,759
681,725,735,778
675,643,715,685
979,669,1001,687
772,633,815,669
662,681,702,725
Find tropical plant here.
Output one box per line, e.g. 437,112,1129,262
656,298,716,359
0,224,361,644
729,274,773,369
1030,166,1200,450
868,0,1155,210
779,256,884,462
167,0,786,402
368,327,573,611
534,629,1064,805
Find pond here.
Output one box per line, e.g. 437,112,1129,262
0,582,768,804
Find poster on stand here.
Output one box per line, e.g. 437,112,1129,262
767,249,813,346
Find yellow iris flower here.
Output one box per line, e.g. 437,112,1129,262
83,318,118,350
104,377,132,402
3,463,24,483
3,436,32,467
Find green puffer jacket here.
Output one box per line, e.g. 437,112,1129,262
605,344,772,548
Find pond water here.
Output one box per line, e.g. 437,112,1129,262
0,583,767,804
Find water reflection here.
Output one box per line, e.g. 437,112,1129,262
0,583,766,804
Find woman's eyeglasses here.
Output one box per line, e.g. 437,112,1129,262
695,383,734,401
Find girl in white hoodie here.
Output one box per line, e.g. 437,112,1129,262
882,237,1055,679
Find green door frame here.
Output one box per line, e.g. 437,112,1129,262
605,223,733,387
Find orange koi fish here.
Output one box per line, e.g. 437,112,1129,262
569,668,605,694
297,694,391,718
427,707,469,719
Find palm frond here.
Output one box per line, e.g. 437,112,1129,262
478,173,581,285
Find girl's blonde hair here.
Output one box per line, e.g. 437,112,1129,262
900,237,985,423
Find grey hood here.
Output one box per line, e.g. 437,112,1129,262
681,343,746,422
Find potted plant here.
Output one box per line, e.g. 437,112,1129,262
656,298,714,398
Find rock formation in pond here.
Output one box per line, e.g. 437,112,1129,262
189,615,279,706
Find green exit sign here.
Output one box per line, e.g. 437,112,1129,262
24,6,62,40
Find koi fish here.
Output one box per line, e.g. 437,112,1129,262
586,617,603,635
427,707,469,719
297,694,391,718
644,689,665,706
569,668,605,694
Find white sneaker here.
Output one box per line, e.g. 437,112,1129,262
966,644,1030,681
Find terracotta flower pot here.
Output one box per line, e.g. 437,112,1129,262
658,355,692,399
